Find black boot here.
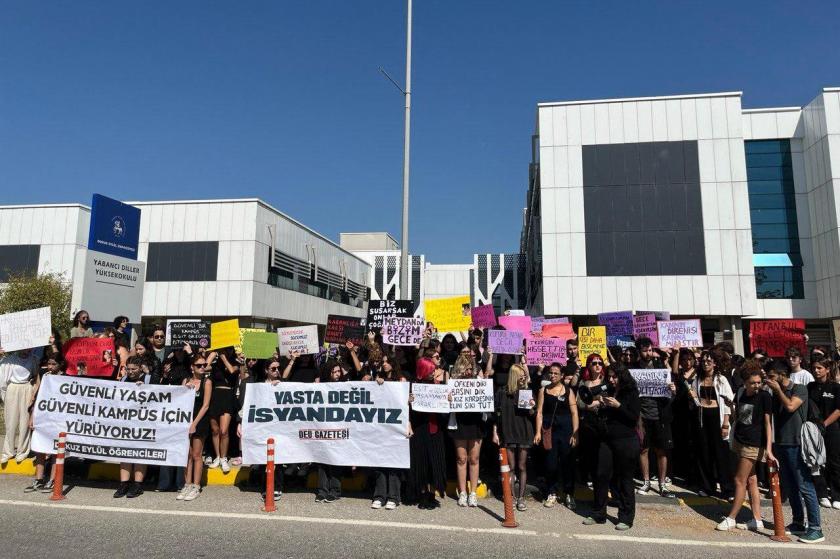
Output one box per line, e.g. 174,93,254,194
113,482,130,498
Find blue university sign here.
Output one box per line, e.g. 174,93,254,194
88,194,141,260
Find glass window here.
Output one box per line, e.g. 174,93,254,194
0,245,40,282
146,242,219,282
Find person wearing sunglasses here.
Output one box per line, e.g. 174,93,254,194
70,310,94,339
149,325,167,362
113,357,152,498
177,355,212,502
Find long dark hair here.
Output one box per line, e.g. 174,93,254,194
72,310,89,328
608,364,637,393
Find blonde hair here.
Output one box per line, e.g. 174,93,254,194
451,354,477,379
507,363,528,395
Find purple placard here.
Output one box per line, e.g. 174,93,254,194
633,313,659,346
488,329,524,355
530,316,545,333
525,338,568,366
597,311,634,346
470,304,497,329
498,315,532,335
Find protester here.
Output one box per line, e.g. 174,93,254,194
494,363,535,511
315,362,345,503
69,310,94,338
113,356,152,498
24,355,65,493
207,347,239,473
808,358,840,509
407,356,446,509
787,347,815,386
449,353,491,507
766,360,824,543
150,325,168,362
716,369,774,532
370,358,410,510
534,362,579,509
577,353,607,484
283,351,320,383
0,347,38,464
669,347,698,487
582,365,640,530
179,355,212,502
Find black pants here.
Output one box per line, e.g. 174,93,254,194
696,408,733,495
545,415,575,496
593,435,639,526
373,468,402,504
317,465,342,499
813,428,840,501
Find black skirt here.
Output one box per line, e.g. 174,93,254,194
407,414,447,500
209,387,236,417
448,412,487,441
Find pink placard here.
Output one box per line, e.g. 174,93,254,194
498,315,532,335
470,304,497,328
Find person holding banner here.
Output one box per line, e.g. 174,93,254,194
179,355,213,502
24,355,65,493
0,348,38,464
449,354,491,508
207,348,240,473
534,362,579,510
70,310,94,339
494,363,535,511
315,364,346,503
407,356,447,509
113,356,153,498
370,363,410,510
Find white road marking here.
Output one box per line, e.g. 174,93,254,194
571,533,840,552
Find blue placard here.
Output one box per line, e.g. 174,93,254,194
88,194,140,260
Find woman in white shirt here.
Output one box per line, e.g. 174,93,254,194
0,348,38,464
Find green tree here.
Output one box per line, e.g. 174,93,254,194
0,272,73,339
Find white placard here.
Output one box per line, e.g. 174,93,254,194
31,375,193,466
448,378,494,412
629,369,672,398
0,306,52,352
517,389,534,409
241,381,410,468
656,319,703,348
78,250,145,323
383,316,424,346
410,383,451,413
278,325,319,355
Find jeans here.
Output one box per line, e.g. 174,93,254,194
373,468,401,504
317,464,342,499
157,466,185,491
775,444,821,530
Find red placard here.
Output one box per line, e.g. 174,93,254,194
541,323,575,339
749,320,806,357
63,337,116,377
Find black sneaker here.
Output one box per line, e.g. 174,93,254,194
24,479,45,493
315,495,325,503
126,482,144,498
322,495,337,503
113,482,130,498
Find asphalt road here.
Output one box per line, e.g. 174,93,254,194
1,476,839,558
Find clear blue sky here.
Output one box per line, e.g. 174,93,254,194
1,1,838,262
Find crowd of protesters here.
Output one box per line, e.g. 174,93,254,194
1,309,839,543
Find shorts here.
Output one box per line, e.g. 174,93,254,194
209,387,236,417
732,439,766,463
641,418,673,451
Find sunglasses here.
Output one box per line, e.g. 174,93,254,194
152,335,164,339
193,363,207,368
268,366,280,371
590,361,604,366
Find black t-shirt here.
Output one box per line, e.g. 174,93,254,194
808,381,840,433
734,390,773,447
289,367,319,383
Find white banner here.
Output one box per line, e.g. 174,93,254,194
0,306,51,352
278,325,319,355
448,379,494,412
410,383,451,413
241,382,410,468
383,316,424,346
32,376,193,466
78,250,146,323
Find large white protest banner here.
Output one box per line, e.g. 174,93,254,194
77,250,146,323
448,379,494,412
241,381,410,468
629,369,672,398
383,316,424,346
410,383,451,413
0,306,52,352
278,325,319,355
32,376,193,466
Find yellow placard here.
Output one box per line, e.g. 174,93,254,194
578,326,607,360
424,295,472,333
236,327,263,354
209,318,241,350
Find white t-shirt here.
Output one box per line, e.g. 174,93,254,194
790,369,814,385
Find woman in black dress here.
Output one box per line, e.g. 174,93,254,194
407,355,448,509
449,353,492,507
494,363,536,510
180,355,212,502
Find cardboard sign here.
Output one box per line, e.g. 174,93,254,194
236,328,263,354
448,378,494,412
62,337,115,377
749,320,806,357
278,325,319,355
632,313,659,346
383,316,424,346
499,315,532,336
630,369,672,398
530,316,545,333
578,326,607,360
470,305,497,329
77,250,145,323
366,300,414,333
525,337,568,366
597,311,634,346
241,331,278,359
656,319,703,348
542,323,575,339
325,315,366,346
0,306,52,352
168,320,211,349
488,329,524,354
87,194,141,260
507,309,526,316
410,383,452,413
424,296,472,333
517,389,534,409
209,319,240,351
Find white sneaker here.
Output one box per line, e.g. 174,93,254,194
637,481,651,495
384,501,398,510
736,518,764,531
467,492,478,507
208,457,220,469
220,457,230,474
716,517,737,531
833,501,840,510
371,499,383,509
176,484,192,501
543,493,557,508
183,485,201,501
457,492,468,507
203,456,213,466
819,497,832,508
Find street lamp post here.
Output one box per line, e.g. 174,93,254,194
399,0,412,297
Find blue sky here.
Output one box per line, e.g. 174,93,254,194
1,1,838,262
